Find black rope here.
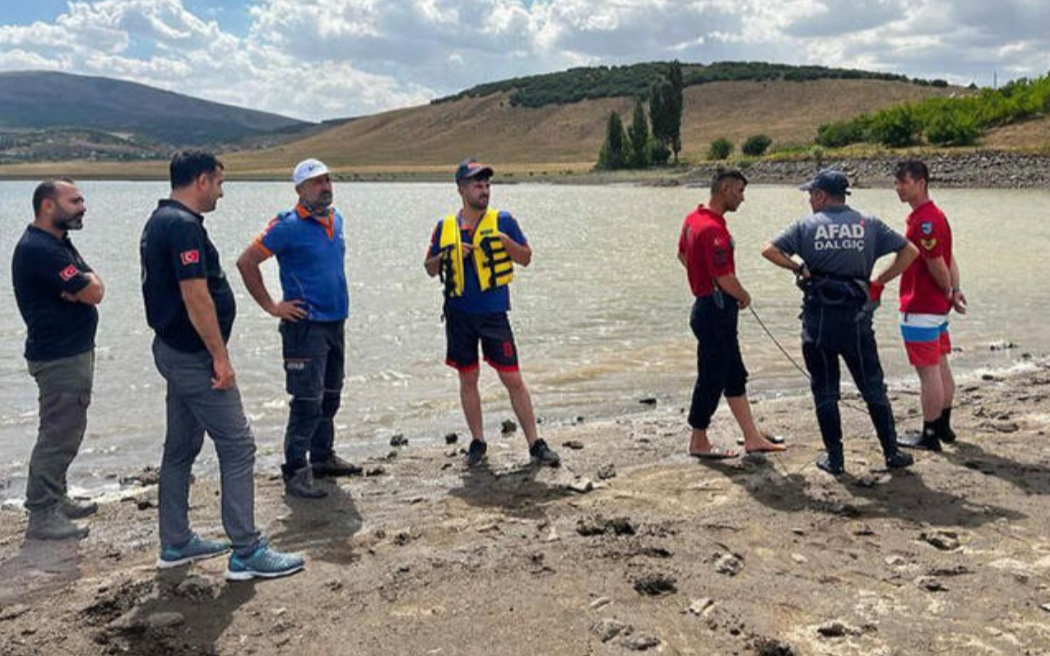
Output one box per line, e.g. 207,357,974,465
747,304,871,416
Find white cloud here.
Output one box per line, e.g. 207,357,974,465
0,0,1045,121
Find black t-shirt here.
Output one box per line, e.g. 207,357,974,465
140,199,236,353
12,226,99,361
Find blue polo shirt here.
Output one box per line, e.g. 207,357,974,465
255,205,349,321
427,210,526,314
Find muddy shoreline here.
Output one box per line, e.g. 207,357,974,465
2,356,1050,655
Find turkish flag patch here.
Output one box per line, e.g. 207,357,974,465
59,264,78,281
180,250,200,266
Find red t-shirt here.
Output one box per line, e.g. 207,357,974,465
899,200,952,314
678,205,734,297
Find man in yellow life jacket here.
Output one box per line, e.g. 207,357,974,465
424,158,560,468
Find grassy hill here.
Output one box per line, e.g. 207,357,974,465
222,77,965,176
0,71,311,148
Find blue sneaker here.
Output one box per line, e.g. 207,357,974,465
225,542,304,581
157,534,231,569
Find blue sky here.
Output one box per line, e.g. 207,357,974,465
1,0,1046,122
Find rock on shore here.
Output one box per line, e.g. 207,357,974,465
683,152,1050,189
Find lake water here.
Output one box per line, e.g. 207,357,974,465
2,180,1047,498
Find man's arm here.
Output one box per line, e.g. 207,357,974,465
179,278,235,390
873,242,919,286
498,233,531,267
236,245,305,321
950,256,967,313
713,273,751,309
424,249,443,278
64,272,105,305
761,242,804,273
922,255,952,294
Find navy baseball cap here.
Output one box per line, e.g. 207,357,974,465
455,158,494,184
800,168,851,195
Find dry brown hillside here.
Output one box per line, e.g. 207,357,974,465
224,78,965,175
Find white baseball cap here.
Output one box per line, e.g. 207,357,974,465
292,158,330,187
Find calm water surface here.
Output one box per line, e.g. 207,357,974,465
2,181,1047,497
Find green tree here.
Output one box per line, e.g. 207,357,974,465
627,98,651,168
868,105,921,147
707,137,733,160
741,134,772,156
597,111,628,170
650,60,684,164
648,138,671,165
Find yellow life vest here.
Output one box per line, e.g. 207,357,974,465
438,208,514,298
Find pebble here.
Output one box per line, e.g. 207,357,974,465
500,420,517,435
817,620,851,637
633,574,677,596
714,552,744,576
568,479,595,493
589,597,612,610
623,634,660,651
389,434,408,447
597,464,617,480
688,598,714,615
921,530,961,551
591,618,628,642
564,440,584,450
444,432,459,444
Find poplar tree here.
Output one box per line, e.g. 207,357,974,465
627,98,650,168
597,111,628,170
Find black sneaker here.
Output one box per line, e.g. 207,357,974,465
464,439,487,467
940,426,957,444
898,429,942,452
529,439,561,468
312,454,363,478
885,451,914,469
815,452,844,476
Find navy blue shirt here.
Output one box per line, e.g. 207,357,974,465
140,199,236,353
12,226,98,361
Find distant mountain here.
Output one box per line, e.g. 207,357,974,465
0,71,312,145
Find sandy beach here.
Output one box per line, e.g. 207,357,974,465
1,355,1049,656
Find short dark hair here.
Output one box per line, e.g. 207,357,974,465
32,177,76,216
170,150,223,189
710,167,748,195
895,159,929,184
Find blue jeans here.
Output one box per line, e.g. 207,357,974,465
801,304,897,459
279,320,344,476
152,338,261,556
688,293,748,430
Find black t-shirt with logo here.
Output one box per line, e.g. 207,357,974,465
140,199,235,353
12,226,99,361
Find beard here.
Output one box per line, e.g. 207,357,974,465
304,192,333,215
56,212,85,231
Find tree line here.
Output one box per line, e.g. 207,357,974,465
435,61,938,109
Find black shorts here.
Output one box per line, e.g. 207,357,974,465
444,307,518,372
